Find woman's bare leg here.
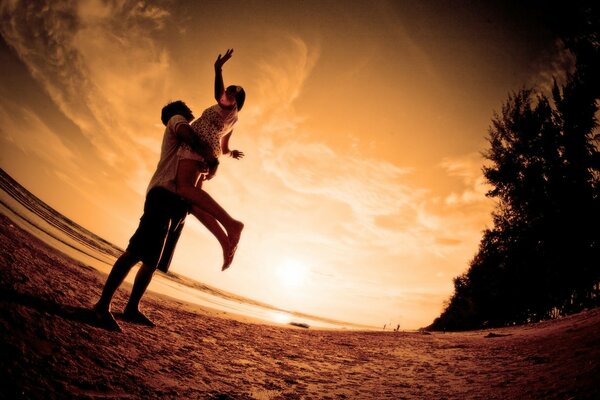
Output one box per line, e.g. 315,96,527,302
189,205,233,269
176,159,244,268
177,161,242,231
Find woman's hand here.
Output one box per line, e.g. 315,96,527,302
215,49,234,71
230,150,244,159
206,163,219,180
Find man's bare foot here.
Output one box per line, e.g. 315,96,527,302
122,308,156,327
92,306,122,332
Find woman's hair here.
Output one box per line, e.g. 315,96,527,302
227,85,246,111
161,100,194,126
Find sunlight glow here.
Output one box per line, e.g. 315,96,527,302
0,0,509,329
276,258,310,288
270,311,293,325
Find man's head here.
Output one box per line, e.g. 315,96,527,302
225,85,246,111
161,100,194,126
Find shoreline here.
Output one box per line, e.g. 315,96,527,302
0,191,375,331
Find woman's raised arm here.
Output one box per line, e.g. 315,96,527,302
214,49,233,102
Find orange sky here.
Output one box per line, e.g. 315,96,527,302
0,1,565,328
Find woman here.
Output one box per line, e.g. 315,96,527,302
175,49,245,271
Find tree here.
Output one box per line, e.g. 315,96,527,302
429,25,600,330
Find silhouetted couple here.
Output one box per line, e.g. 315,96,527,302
94,49,246,331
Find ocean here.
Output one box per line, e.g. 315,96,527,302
0,168,373,330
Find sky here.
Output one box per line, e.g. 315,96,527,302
0,0,568,329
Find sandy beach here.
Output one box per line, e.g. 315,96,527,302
1,212,599,399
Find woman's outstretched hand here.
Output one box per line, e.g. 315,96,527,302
215,49,234,70
230,150,244,159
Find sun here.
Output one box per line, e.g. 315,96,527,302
270,311,293,325
277,258,309,288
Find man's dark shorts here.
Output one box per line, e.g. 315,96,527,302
127,187,189,271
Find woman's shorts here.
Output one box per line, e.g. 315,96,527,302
126,187,189,269
177,145,210,175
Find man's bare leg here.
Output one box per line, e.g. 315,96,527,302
122,262,157,327
93,251,139,331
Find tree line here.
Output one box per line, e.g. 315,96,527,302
429,2,599,331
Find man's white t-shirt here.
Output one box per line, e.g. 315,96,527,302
146,115,189,194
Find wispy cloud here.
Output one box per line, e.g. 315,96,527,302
0,104,79,172
252,35,320,115
221,36,493,327
0,3,496,328
529,40,576,95
440,153,491,206
0,0,173,192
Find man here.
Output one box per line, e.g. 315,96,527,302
93,100,218,332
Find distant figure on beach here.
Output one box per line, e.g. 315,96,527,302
174,48,245,271
93,49,245,331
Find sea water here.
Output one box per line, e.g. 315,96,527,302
0,169,373,330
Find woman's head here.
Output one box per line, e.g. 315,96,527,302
161,100,194,126
225,85,246,111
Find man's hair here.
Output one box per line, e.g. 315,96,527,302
161,100,194,126
227,85,246,111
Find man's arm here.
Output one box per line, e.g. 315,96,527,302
174,123,219,168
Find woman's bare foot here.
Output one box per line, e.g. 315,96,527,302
222,247,234,271
227,221,244,252
222,221,243,271
221,221,244,271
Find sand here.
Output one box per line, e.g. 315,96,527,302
1,213,599,400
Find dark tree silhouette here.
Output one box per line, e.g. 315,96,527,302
429,3,599,331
